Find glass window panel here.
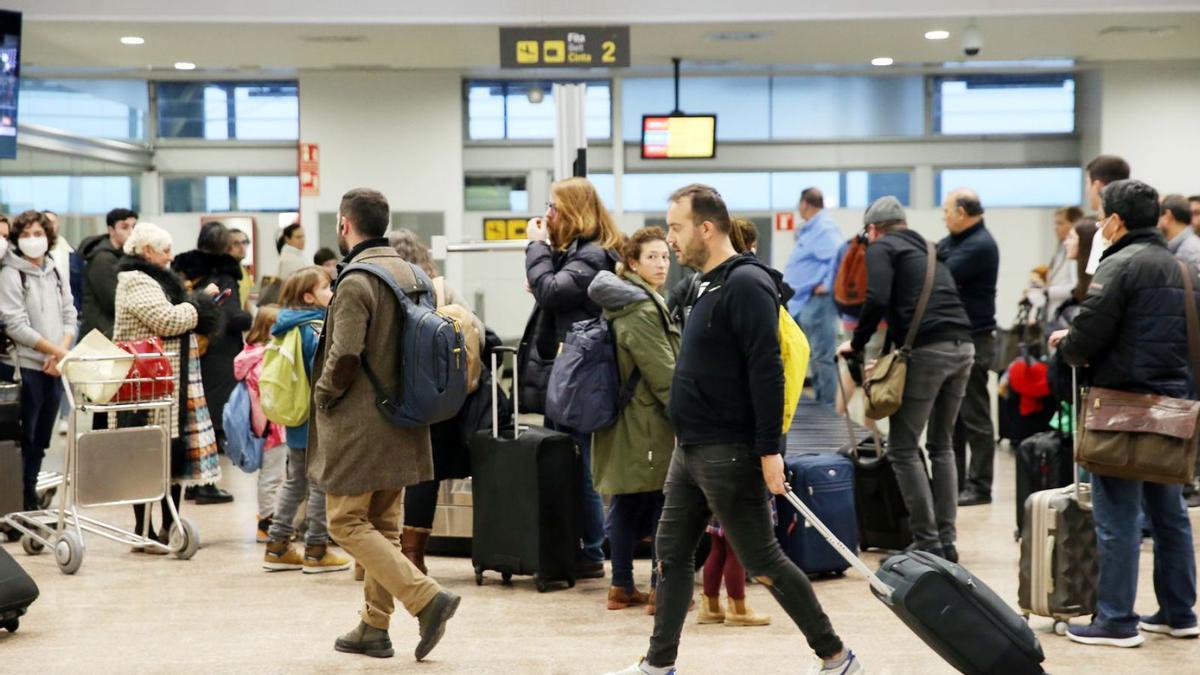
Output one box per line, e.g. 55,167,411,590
466,81,610,141
845,170,911,207
771,76,924,139
235,176,297,211
206,176,231,212
163,175,297,213
0,175,135,214
18,79,149,140
622,173,771,212
770,172,841,210
934,75,1075,135
157,81,298,140
622,77,770,141
467,84,506,140
465,175,529,211
589,174,616,208
936,167,1083,207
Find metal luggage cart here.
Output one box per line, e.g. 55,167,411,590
3,352,200,575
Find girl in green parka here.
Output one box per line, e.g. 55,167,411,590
587,227,681,613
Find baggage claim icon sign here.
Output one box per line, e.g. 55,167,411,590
500,26,630,69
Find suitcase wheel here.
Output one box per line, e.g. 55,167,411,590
2,525,20,543
54,531,84,576
501,572,513,585
474,565,484,586
535,574,548,593
1054,620,1069,636
567,577,576,589
2,618,17,633
21,534,44,556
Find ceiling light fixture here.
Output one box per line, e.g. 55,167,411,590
174,62,197,71
704,31,769,42
120,36,145,45
924,30,950,41
527,85,545,104
871,57,894,67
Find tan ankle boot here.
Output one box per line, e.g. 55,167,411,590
696,593,725,624
354,562,366,581
724,596,770,627
607,586,650,610
402,526,431,575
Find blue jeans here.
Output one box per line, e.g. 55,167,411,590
1092,474,1197,631
607,491,665,591
796,294,837,407
576,433,606,563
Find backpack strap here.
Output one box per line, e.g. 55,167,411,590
901,240,937,354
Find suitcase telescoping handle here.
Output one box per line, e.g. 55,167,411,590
491,346,521,440
835,356,885,457
782,484,896,599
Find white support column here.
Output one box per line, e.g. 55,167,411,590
553,83,587,181
611,77,624,214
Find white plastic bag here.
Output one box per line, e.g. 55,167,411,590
62,330,135,404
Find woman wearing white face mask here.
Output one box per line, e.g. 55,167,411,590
0,210,78,511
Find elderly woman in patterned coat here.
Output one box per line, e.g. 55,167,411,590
112,222,222,551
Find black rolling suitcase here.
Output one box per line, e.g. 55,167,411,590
1014,431,1074,533
834,370,913,552
1,382,24,540
0,546,38,633
782,488,1046,675
470,347,577,592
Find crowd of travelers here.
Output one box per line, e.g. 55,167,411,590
2,157,1198,672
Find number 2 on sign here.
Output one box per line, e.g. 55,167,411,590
602,41,616,63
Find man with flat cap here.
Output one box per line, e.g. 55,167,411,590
838,196,974,562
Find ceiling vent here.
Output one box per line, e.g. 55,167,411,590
1099,25,1180,37
301,35,367,44
704,31,769,42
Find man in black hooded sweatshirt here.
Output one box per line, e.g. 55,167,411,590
605,184,861,675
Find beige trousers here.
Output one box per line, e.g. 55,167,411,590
326,490,441,630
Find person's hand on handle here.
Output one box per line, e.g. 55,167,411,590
761,454,787,495
527,217,548,242
1048,328,1070,349
837,339,857,358
203,283,220,298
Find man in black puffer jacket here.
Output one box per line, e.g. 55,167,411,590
1051,179,1198,649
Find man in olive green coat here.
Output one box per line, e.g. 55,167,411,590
310,188,460,663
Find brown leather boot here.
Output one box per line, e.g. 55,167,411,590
401,526,431,575
354,562,366,581
724,596,771,627
607,586,649,610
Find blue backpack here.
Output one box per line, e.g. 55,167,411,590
545,317,641,434
341,261,468,427
222,381,264,472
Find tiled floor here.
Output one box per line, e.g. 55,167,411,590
2,435,1197,674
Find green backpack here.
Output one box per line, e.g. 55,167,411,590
260,323,318,427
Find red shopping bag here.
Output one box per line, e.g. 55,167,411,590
114,337,174,402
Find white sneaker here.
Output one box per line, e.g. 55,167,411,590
603,661,676,675
808,650,864,675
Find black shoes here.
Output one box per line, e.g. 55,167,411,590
957,490,992,507
193,484,234,505
575,561,606,580
334,621,394,659
941,544,959,564
415,590,461,661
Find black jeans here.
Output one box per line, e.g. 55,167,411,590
403,479,439,530
952,332,996,496
9,368,63,511
647,443,843,667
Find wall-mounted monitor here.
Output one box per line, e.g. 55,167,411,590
0,10,20,160
641,114,717,160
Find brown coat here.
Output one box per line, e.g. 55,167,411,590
307,245,433,496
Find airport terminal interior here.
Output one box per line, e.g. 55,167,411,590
2,1,1200,673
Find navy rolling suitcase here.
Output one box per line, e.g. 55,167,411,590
776,453,857,576
783,488,1045,675
470,348,577,592
0,546,38,633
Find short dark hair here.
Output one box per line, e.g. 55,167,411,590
1055,206,1084,223
953,193,984,217
668,183,731,234
339,188,390,238
197,221,230,255
106,208,137,228
1162,194,1193,226
313,247,338,266
276,222,302,253
1189,195,1200,204
9,210,56,251
1086,155,1131,186
874,219,906,234
800,187,824,210
622,226,668,265
1103,179,1159,230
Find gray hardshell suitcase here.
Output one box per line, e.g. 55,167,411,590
1017,367,1097,633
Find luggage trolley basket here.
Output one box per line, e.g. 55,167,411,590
3,352,200,575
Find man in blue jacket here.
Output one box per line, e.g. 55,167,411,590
784,188,842,407
606,184,861,675
938,188,999,506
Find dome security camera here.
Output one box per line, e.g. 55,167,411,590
962,24,983,57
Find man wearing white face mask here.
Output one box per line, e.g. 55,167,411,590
0,210,77,511
1083,155,1131,275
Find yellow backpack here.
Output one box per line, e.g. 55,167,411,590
779,308,810,431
